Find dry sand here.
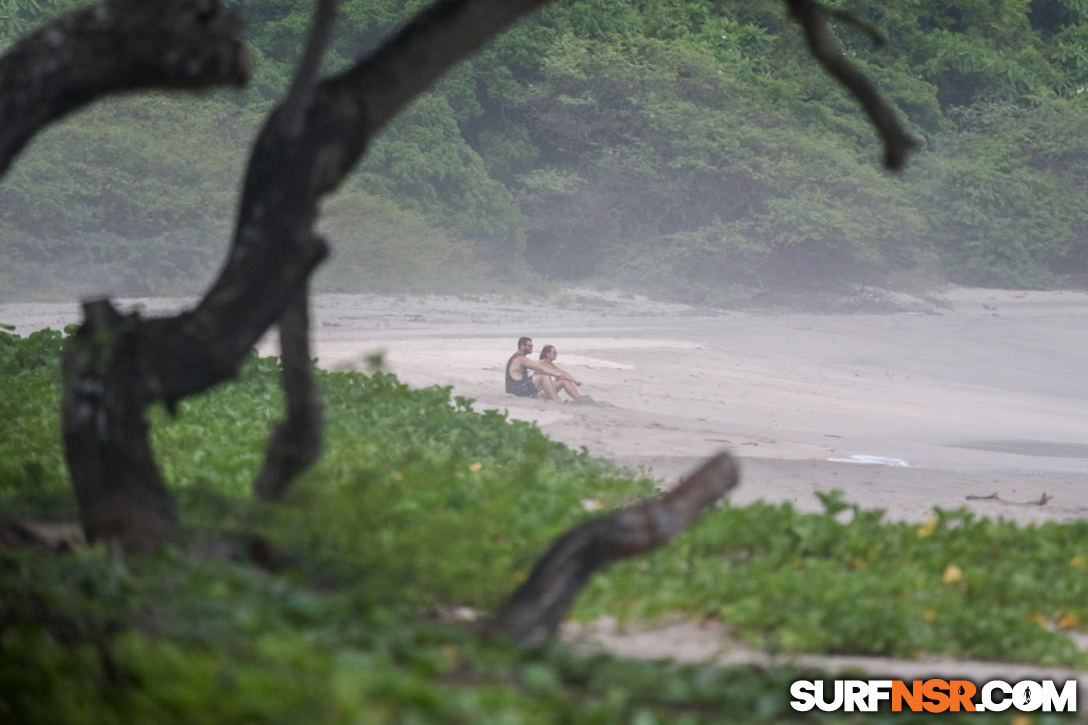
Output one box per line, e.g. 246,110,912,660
292,286,1088,526
5,286,1088,684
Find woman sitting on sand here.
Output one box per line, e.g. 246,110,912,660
533,345,586,403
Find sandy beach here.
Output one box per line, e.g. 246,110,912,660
302,286,1088,526
4,286,1088,525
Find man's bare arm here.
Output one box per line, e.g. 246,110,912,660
544,363,581,385
510,356,556,380
531,361,579,384
519,358,560,375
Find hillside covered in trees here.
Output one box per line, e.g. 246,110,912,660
2,0,1087,302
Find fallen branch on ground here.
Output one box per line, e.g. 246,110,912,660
966,491,1052,506
487,452,740,644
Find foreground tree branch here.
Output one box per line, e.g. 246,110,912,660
119,0,557,411
785,0,918,170
277,0,337,139
254,286,322,501
1,0,915,550
487,453,740,644
36,0,557,548
254,0,336,496
0,0,250,175
142,0,557,506
62,301,183,550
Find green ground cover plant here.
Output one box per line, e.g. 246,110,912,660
1,329,1084,721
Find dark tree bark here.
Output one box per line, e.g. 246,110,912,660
61,301,183,551
251,0,333,500
254,286,322,501
0,0,250,176
488,453,740,644
785,0,918,170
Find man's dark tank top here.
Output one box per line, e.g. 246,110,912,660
505,352,536,396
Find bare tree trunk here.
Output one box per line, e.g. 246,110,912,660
255,285,323,501
250,1,332,500
488,452,739,644
61,301,182,552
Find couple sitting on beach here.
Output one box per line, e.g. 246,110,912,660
504,336,587,403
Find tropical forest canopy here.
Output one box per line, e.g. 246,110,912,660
2,0,1087,303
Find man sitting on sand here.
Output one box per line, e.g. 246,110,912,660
505,336,579,401
533,344,585,403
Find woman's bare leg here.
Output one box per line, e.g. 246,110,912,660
535,374,562,402
557,380,581,399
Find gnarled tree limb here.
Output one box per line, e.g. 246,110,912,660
120,0,557,412
0,0,250,175
487,452,740,644
254,284,323,501
254,1,336,498
785,0,918,170
141,0,556,504
277,0,337,139
30,0,557,548
3,0,913,550
820,4,885,47
62,300,183,551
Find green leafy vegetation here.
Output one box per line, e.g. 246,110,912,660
1,330,1085,721
3,1,1088,302
579,492,1088,665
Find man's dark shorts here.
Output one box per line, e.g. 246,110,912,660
508,376,538,398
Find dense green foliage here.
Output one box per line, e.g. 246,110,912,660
2,329,1085,721
3,0,1088,302
581,493,1088,664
